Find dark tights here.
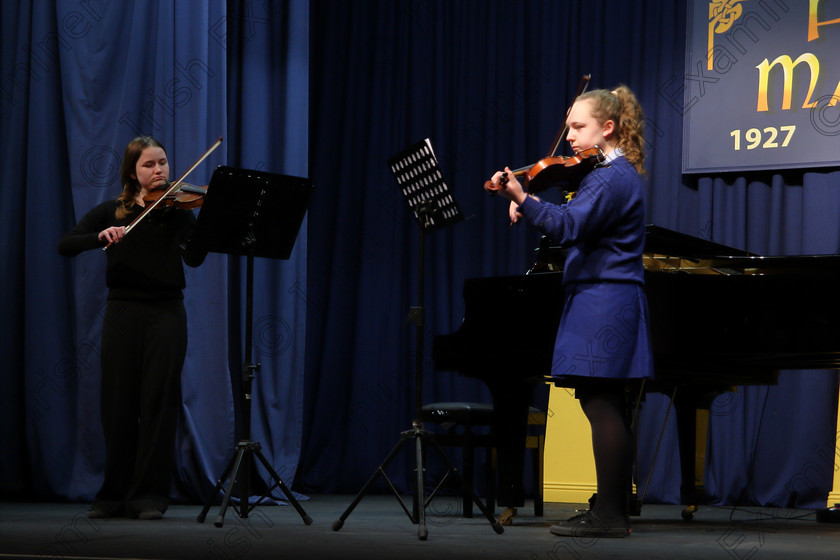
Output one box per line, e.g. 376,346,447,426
579,388,632,524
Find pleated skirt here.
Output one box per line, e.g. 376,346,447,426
550,281,654,383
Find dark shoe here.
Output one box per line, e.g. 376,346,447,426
564,509,589,523
87,507,112,519
549,511,630,538
138,509,163,520
498,507,517,526
565,509,630,527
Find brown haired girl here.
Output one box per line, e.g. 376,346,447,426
59,137,205,519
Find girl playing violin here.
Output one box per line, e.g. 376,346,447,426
58,136,205,519
488,85,653,538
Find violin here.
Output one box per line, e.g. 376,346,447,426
143,182,208,209
483,146,605,194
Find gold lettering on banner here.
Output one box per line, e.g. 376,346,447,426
809,0,840,41
708,0,747,70
756,53,820,111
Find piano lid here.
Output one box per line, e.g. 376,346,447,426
643,225,840,275
531,225,758,275
643,225,756,258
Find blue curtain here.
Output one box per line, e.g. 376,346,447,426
3,0,838,511
0,0,309,503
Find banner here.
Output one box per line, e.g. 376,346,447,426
680,0,840,173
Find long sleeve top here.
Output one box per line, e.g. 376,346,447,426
58,200,204,300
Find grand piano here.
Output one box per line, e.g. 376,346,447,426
432,225,840,507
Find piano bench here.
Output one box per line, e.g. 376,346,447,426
420,402,546,518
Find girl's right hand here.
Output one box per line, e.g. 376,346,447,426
99,226,126,244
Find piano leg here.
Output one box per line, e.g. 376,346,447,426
673,387,720,515
674,392,701,506
489,382,532,510
490,383,534,508
636,385,714,520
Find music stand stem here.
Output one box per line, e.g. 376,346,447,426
198,255,313,527
411,227,426,425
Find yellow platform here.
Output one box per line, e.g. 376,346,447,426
543,384,596,504
829,393,840,506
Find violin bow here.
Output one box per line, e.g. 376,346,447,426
503,74,592,178
104,137,222,250
546,74,591,158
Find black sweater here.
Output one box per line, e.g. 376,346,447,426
58,200,205,300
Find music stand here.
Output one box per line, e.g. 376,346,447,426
194,165,313,528
332,139,502,539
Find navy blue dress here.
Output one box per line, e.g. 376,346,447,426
517,152,654,384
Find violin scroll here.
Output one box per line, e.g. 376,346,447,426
483,171,511,193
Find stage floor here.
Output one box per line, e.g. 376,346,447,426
1,495,839,560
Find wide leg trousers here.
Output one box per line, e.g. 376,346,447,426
94,298,187,516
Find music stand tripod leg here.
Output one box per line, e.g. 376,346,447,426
253,446,313,525
423,432,503,533
414,428,428,540
214,443,248,527
332,434,414,532
197,449,239,523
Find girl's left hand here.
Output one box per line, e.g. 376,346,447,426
489,167,527,205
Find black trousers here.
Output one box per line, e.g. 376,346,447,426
94,298,187,516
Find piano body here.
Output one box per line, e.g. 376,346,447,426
432,225,840,507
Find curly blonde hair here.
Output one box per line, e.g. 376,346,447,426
577,85,645,175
